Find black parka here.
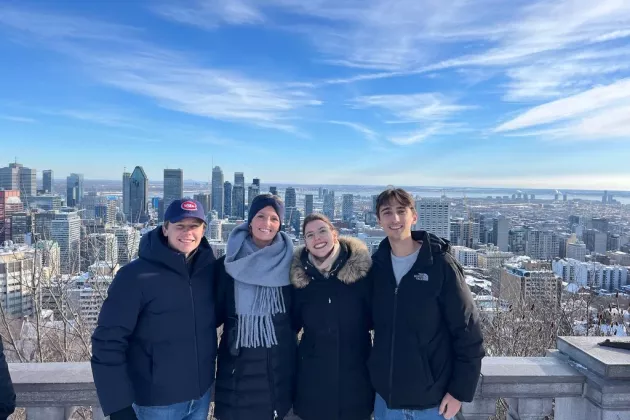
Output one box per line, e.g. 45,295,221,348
214,256,297,420
368,231,485,410
291,237,374,420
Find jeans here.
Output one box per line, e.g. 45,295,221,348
133,389,211,420
374,393,444,420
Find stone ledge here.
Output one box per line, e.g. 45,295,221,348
558,336,630,379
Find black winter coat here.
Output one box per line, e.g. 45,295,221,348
214,256,297,420
0,339,15,420
291,237,374,420
368,231,485,410
91,228,218,416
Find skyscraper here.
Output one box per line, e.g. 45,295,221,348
248,183,260,208
43,170,53,194
342,194,354,222
163,169,183,221
224,181,232,217
323,191,335,220
0,163,36,197
304,194,313,216
51,209,81,274
269,186,277,196
212,166,224,219
284,187,296,209
232,185,245,219
122,171,131,220
493,216,510,252
66,173,84,208
0,190,23,243
415,199,450,239
253,178,260,188
193,193,211,214
129,166,148,223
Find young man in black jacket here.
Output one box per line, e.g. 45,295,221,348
91,199,217,420
368,188,485,420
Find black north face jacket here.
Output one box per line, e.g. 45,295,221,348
367,231,485,410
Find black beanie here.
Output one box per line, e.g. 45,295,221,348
248,194,285,226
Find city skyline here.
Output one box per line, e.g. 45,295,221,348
1,1,630,189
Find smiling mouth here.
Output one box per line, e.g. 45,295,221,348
389,225,403,231
314,243,327,249
259,228,272,234
179,239,195,243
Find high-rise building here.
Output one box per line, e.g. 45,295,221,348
284,187,297,223
0,190,23,243
415,199,450,240
212,166,224,219
342,194,354,222
122,171,131,220
284,187,296,209
323,191,335,219
567,242,587,262
162,169,183,221
66,173,84,208
0,247,35,317
223,181,232,217
43,170,53,194
231,185,245,219
29,195,62,211
269,186,277,196
500,264,561,306
253,178,260,188
584,229,607,254
525,230,560,260
372,195,378,213
86,233,119,268
0,162,36,197
193,193,211,214
492,216,509,251
451,246,478,267
248,184,260,208
234,172,245,188
304,194,314,216
94,202,117,225
129,166,148,223
51,209,81,274
114,226,140,266
9,212,32,244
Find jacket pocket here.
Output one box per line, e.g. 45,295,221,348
419,348,435,386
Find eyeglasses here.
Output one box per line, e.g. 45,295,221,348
305,227,332,241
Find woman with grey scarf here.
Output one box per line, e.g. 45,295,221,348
214,194,297,420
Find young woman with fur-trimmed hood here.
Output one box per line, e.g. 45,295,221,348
290,214,374,420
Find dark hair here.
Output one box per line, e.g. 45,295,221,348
302,213,335,235
375,187,416,218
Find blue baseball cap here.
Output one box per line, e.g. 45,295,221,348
164,199,207,223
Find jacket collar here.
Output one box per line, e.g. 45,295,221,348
373,230,450,268
290,236,372,289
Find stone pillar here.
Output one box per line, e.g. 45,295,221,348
556,336,630,420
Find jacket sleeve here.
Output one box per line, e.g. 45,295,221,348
90,267,143,416
0,339,16,419
290,287,304,334
214,262,227,328
438,254,485,402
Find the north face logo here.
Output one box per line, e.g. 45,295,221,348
181,201,198,211
414,273,429,281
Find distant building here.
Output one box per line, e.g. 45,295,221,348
342,194,354,222
223,181,232,217
212,167,224,219
0,162,37,197
66,173,84,208
304,194,314,216
0,246,35,317
415,199,450,240
128,166,148,223
42,170,53,194
567,242,587,262
492,216,509,251
452,246,478,267
162,169,183,222
122,171,131,220
500,264,561,306
0,190,23,243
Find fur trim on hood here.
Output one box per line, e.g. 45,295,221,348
291,236,372,289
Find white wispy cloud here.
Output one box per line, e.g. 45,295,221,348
152,0,264,29
327,120,378,141
0,6,320,133
0,115,36,123
351,93,473,145
495,78,630,139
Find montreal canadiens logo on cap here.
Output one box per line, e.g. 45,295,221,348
181,201,198,211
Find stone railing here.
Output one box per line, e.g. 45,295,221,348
7,337,630,419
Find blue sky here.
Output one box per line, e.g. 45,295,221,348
1,0,630,189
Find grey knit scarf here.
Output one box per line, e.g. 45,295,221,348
224,222,293,348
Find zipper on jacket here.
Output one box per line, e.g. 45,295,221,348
267,345,278,419
388,286,399,407
184,254,202,397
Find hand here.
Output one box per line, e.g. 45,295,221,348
439,393,462,419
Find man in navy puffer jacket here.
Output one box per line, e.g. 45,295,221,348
91,199,217,420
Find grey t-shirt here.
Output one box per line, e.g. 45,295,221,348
391,246,421,285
